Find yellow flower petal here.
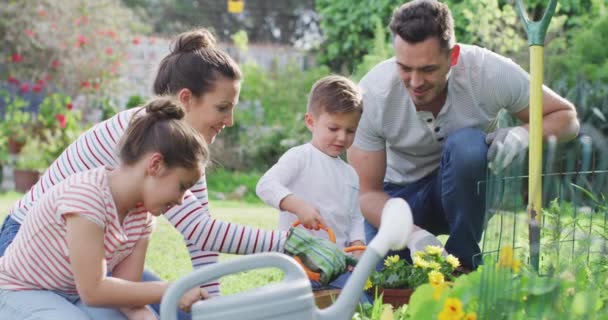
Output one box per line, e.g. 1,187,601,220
428,270,445,287
425,245,443,256
364,279,373,291
446,255,461,269
465,312,477,320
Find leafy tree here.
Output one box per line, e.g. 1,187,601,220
315,0,402,73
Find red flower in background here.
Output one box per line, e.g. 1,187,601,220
8,76,20,85
55,114,67,128
93,83,100,90
33,84,43,93
76,35,88,47
20,83,30,94
25,29,36,37
105,47,113,55
51,60,60,69
80,81,90,89
132,37,141,45
11,53,23,63
74,16,89,27
66,103,74,110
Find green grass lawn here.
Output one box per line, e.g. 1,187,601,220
0,192,282,295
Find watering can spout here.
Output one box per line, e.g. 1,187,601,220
319,198,413,320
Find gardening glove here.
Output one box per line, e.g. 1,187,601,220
486,126,529,174
284,227,357,285
406,229,447,260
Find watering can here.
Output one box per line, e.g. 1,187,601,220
160,198,413,320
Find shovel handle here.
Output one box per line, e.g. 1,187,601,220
515,0,557,46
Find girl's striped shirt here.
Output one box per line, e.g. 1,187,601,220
7,108,287,295
0,167,155,293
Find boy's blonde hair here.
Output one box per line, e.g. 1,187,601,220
307,75,363,116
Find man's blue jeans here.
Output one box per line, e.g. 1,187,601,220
365,128,488,269
0,215,191,319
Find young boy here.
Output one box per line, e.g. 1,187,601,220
256,75,368,296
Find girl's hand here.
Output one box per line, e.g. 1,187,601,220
122,306,157,320
178,287,210,313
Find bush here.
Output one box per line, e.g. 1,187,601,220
206,168,263,204
227,62,330,171
0,1,141,97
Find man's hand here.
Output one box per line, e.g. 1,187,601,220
406,229,446,260
295,204,327,230
284,227,356,285
486,126,529,174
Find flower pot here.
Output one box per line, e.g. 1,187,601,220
7,138,25,155
13,169,40,193
374,287,414,308
314,289,341,309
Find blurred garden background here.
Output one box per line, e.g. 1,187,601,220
1,0,608,307
1,0,607,200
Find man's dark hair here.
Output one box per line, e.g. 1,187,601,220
389,0,455,52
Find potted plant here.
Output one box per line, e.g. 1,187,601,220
13,135,50,193
0,91,32,154
365,246,461,308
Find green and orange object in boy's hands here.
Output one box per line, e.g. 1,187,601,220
284,227,358,286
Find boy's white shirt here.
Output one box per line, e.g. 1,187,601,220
256,143,365,248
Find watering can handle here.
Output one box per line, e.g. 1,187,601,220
515,0,558,46
159,253,307,320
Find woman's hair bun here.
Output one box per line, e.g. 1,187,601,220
172,28,217,53
144,97,185,121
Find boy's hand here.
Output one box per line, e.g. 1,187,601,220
178,287,210,313
295,204,327,230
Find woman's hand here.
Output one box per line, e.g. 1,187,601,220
178,287,210,313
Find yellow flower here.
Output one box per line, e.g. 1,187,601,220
464,312,477,320
438,298,465,320
512,259,521,273
428,270,445,287
425,245,443,256
498,246,522,273
384,255,400,267
413,250,426,259
364,279,373,291
428,261,441,270
446,254,461,269
413,256,430,269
